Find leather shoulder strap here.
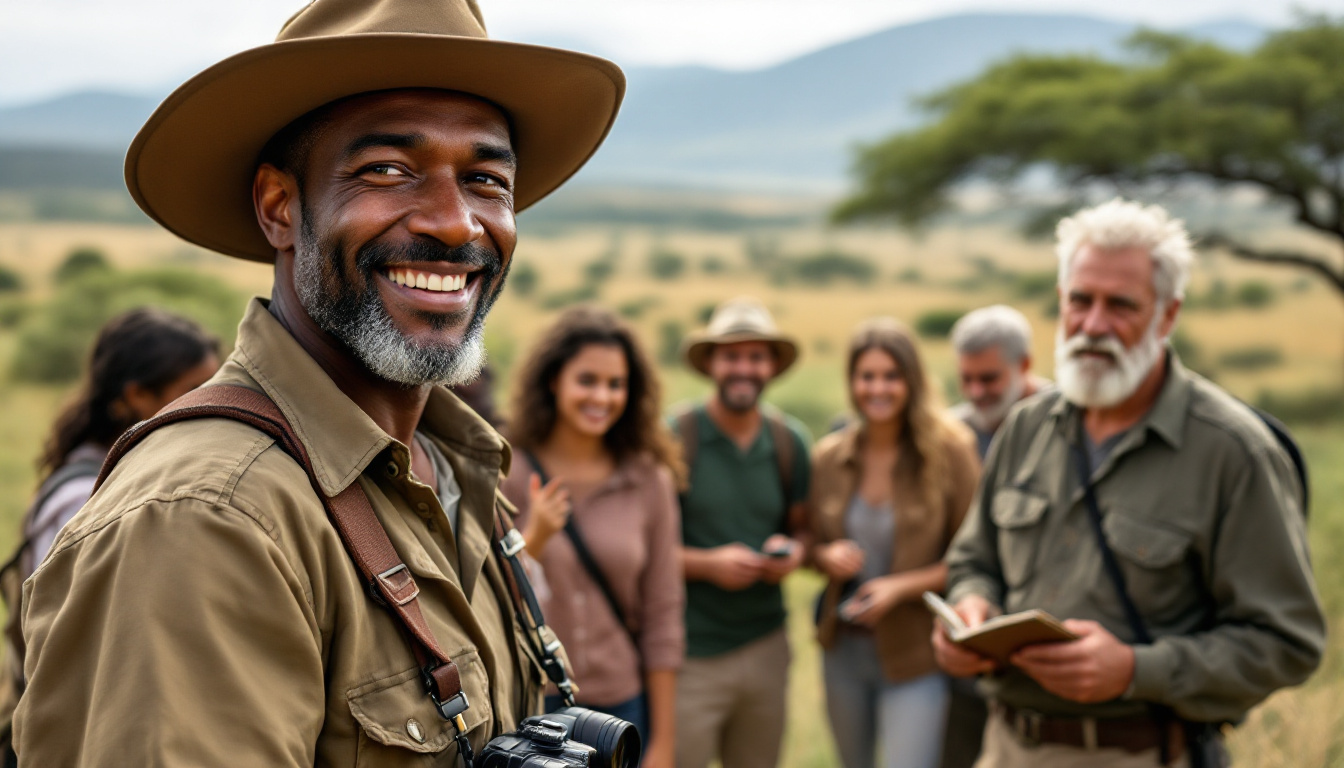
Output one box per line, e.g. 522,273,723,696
764,411,796,504
674,407,699,476
98,385,471,726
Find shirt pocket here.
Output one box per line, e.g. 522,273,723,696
990,487,1050,588
1101,510,1195,623
347,648,493,766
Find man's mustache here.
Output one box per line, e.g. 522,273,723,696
1062,333,1124,362
356,237,499,276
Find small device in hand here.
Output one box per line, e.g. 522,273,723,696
762,541,794,559
837,595,864,622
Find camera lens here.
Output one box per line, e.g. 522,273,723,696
549,707,642,768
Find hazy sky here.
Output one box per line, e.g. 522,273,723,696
5,0,1344,105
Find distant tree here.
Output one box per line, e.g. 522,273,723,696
0,264,22,293
648,249,687,281
834,16,1344,299
55,246,111,284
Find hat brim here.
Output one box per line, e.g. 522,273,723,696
125,34,624,262
683,333,799,378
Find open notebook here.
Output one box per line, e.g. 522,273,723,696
923,591,1078,665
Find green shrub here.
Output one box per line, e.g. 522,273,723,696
1218,346,1284,371
696,302,717,325
895,267,923,284
1235,280,1275,309
55,247,111,284
582,256,615,284
10,267,245,384
657,320,685,365
786,250,876,285
539,283,598,310
915,308,967,339
0,297,27,328
1170,330,1205,372
700,255,728,275
509,261,538,298
616,296,660,320
0,264,21,293
1256,388,1344,425
648,249,687,281
1013,270,1057,300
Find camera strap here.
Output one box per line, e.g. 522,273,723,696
97,385,503,757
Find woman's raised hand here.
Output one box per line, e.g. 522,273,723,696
522,472,571,557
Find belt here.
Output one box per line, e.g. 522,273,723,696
993,702,1185,760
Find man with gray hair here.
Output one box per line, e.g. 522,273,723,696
934,199,1323,767
950,305,1052,460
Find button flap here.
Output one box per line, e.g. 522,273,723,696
990,487,1049,529
1104,512,1191,568
348,649,492,753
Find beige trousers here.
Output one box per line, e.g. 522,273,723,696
974,709,1190,768
675,629,790,768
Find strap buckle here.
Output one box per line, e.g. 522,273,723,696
499,529,526,558
422,665,471,728
374,563,420,607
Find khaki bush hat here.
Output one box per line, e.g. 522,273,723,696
683,297,799,377
125,0,625,263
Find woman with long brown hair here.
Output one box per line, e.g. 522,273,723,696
808,317,980,768
501,306,685,768
18,307,220,578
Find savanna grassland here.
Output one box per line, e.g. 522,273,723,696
0,198,1340,767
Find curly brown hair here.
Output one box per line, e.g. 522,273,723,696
507,306,686,487
847,317,961,512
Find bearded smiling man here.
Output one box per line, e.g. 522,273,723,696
950,305,1052,461
14,0,625,765
934,200,1324,768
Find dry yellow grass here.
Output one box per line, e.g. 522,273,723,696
0,215,1340,768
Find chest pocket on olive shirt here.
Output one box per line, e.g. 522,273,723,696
1101,510,1196,622
347,648,492,766
991,487,1049,588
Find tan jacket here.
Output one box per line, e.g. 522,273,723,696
947,355,1325,722
15,299,544,766
808,420,980,682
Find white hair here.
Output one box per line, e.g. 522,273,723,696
951,304,1033,363
1055,199,1193,304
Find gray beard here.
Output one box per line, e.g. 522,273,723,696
967,372,1025,432
294,231,488,388
1054,316,1164,409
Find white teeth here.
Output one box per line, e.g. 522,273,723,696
387,269,469,292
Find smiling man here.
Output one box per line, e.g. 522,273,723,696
13,0,623,765
935,200,1324,768
671,297,811,768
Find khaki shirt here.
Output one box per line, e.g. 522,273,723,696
15,299,544,766
946,354,1325,722
807,420,980,682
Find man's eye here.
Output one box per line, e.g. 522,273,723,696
364,164,406,177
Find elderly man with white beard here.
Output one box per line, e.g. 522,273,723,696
950,305,1053,460
934,199,1324,768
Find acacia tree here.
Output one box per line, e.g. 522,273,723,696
833,17,1344,297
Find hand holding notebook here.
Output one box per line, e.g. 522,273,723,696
923,591,1079,666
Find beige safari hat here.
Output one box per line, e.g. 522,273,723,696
125,0,625,263
683,297,799,377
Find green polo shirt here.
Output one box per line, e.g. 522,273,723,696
677,405,811,658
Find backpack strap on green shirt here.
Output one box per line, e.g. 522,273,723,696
675,404,796,505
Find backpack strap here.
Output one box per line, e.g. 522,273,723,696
1253,408,1310,517
97,385,477,745
674,407,699,477
762,411,796,505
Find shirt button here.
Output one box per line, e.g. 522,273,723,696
417,502,429,511
406,718,426,743
385,462,400,479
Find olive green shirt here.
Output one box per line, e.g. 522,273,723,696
946,354,1325,722
15,298,544,766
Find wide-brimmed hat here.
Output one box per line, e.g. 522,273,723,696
125,0,625,263
683,297,799,377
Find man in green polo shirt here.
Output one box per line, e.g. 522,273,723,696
672,297,811,768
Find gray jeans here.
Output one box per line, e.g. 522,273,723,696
823,630,950,768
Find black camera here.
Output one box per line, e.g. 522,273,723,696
478,707,642,768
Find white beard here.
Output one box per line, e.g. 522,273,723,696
1055,318,1165,409
967,371,1025,432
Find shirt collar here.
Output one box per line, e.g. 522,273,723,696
229,298,508,496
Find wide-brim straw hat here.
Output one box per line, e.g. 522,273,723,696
683,297,799,377
125,0,625,263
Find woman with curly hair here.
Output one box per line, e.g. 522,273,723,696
808,317,981,768
501,306,686,768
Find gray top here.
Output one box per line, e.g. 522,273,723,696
415,430,462,537
844,494,895,584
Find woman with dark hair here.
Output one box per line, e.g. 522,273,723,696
20,307,220,577
500,306,685,768
807,317,980,768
